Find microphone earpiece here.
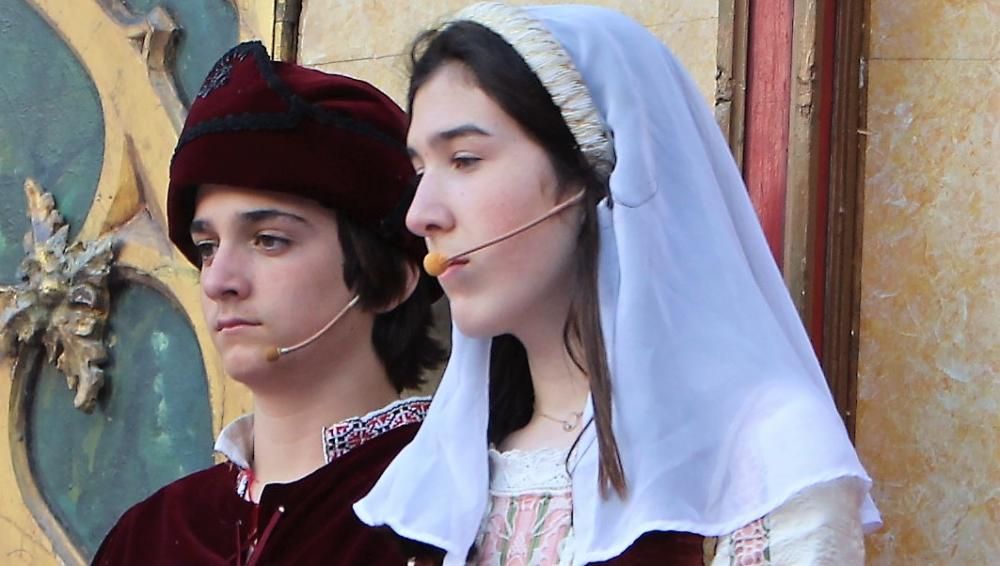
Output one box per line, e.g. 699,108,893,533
264,347,281,363
423,252,449,277
263,295,361,362
422,190,586,278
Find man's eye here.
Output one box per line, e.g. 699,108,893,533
194,241,217,261
253,234,289,251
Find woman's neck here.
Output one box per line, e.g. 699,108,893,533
526,337,589,414
503,323,590,452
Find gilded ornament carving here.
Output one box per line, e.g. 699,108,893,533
0,179,115,413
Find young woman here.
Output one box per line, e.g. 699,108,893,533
357,3,880,564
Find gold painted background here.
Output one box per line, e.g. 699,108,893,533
856,0,1000,563
0,1,274,563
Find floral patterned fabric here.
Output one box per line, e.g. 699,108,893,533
474,448,576,566
726,518,771,565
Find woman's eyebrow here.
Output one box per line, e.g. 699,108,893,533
409,123,494,157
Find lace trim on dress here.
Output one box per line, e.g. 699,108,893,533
488,447,573,495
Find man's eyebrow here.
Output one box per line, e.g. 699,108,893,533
239,209,309,225
189,219,210,234
408,123,493,157
189,209,309,235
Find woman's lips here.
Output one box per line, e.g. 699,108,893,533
438,258,469,280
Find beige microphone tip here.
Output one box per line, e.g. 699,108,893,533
264,346,281,362
423,252,449,277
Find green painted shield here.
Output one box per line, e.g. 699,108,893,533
27,282,213,559
0,0,102,283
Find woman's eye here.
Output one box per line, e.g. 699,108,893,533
452,154,481,169
253,234,290,252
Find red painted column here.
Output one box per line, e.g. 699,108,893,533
743,0,794,266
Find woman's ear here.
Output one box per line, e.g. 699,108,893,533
375,261,421,314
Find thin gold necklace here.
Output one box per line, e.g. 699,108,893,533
537,410,583,432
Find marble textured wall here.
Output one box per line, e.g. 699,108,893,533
856,1,999,563
298,0,719,106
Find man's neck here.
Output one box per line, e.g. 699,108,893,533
247,342,399,500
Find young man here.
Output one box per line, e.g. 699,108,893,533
94,41,445,565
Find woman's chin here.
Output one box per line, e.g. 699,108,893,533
451,309,509,340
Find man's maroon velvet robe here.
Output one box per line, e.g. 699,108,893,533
94,416,703,565
93,423,428,565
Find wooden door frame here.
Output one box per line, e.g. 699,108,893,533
716,0,870,436
821,0,871,439
273,0,302,62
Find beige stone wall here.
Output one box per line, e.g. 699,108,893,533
298,0,719,106
856,1,1000,564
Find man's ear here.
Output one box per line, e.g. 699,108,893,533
375,261,420,314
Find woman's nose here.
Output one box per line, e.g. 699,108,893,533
406,173,455,238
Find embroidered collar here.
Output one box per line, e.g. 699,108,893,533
322,396,430,463
215,397,430,499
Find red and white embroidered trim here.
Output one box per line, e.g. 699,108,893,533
323,397,430,463
234,397,430,500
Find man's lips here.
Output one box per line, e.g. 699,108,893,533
215,318,260,332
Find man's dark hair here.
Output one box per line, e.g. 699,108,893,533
337,214,446,392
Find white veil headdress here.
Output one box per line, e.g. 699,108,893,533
356,4,880,564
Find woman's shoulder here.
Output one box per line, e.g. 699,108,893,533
708,477,866,565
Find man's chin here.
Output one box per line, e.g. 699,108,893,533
219,348,272,386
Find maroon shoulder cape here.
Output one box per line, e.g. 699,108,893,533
93,423,437,565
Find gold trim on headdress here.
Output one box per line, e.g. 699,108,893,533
448,2,616,180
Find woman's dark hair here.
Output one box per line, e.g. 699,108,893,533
337,214,447,392
408,21,626,498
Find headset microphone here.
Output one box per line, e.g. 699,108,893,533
263,295,361,362
423,190,585,277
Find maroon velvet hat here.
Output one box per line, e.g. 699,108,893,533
168,41,423,269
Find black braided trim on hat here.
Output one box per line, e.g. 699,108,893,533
174,41,407,160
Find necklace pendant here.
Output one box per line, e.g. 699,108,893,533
538,409,583,432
